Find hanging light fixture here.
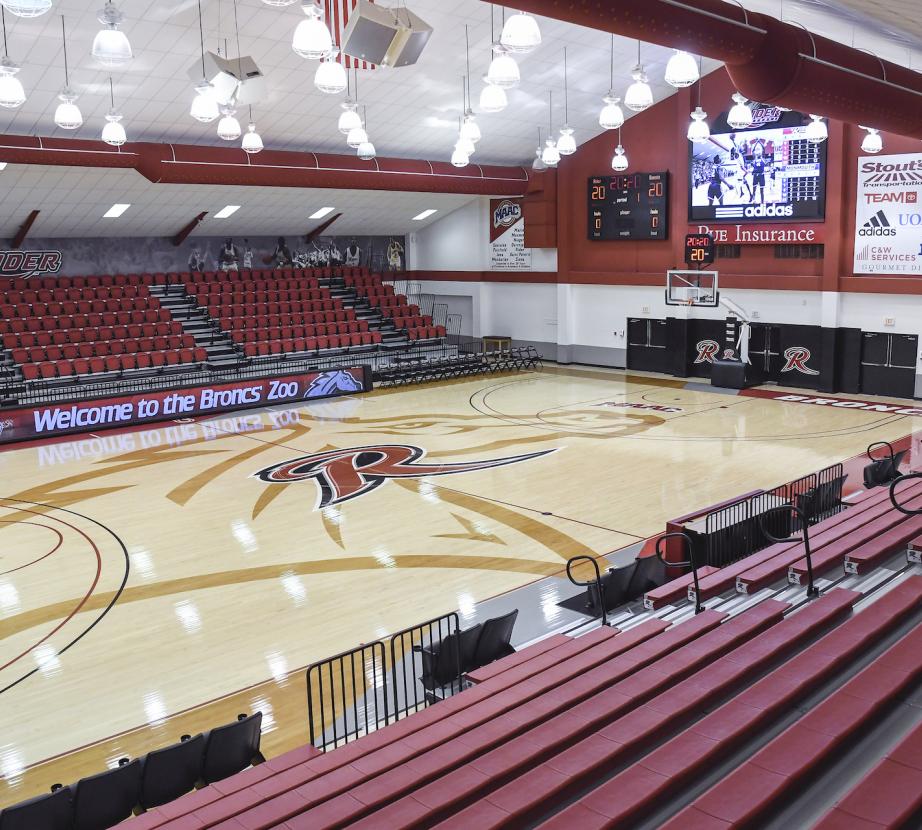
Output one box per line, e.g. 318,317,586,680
805,113,827,143
0,8,26,109
451,145,469,168
100,77,126,145
479,80,506,113
624,42,652,112
860,126,882,154
664,49,698,88
532,127,546,171
217,1,245,143
242,106,263,153
599,37,624,130
611,129,628,172
556,47,576,155
686,61,709,142
459,27,480,143
500,9,540,54
345,68,367,147
455,134,476,156
541,90,560,167
92,1,132,67
0,0,51,18
486,43,519,89
687,106,709,142
54,16,81,130
217,104,241,140
190,0,218,122
357,105,375,160
346,120,367,148
292,0,332,59
315,46,347,94
727,92,753,129
338,70,362,133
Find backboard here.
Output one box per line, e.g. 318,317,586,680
665,270,719,307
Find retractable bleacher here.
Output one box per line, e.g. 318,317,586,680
89,467,922,830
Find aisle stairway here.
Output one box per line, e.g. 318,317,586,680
148,285,237,366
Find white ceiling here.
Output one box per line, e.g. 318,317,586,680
0,0,919,239
0,164,474,237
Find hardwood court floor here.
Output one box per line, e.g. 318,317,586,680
1,365,919,804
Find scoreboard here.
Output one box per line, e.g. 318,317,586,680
588,172,669,241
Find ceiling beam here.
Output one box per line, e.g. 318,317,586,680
171,212,208,247
0,135,529,196
306,212,342,240
11,209,39,249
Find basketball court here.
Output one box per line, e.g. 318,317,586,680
3,364,919,804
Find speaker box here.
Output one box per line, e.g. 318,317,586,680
341,0,433,68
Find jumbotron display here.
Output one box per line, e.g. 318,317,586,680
588,172,669,240
689,108,827,222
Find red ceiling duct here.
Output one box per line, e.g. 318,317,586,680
494,0,922,138
0,135,529,196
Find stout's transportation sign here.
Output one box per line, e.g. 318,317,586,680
854,153,922,274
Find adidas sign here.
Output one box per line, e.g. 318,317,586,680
743,203,793,218
858,209,896,237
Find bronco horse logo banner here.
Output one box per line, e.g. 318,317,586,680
254,444,555,509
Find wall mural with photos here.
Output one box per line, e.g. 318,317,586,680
11,234,406,277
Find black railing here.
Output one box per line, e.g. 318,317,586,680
889,472,922,516
655,531,704,614
759,503,820,598
701,463,845,567
306,641,388,753
390,613,461,717
566,555,608,625
305,612,460,751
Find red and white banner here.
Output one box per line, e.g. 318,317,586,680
490,198,530,270
688,222,825,245
0,367,371,445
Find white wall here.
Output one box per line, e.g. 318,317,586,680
409,196,557,274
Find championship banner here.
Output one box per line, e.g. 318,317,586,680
489,198,531,270
0,367,371,445
854,153,922,274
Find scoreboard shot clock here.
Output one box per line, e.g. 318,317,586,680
588,172,669,240
684,232,715,267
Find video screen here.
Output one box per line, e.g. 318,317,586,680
689,119,826,222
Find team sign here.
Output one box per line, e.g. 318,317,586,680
0,368,369,444
854,153,922,274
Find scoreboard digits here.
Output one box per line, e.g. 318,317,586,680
588,172,669,241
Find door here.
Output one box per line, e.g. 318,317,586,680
860,332,917,399
748,324,782,381
626,318,668,373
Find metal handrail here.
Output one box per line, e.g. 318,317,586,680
758,503,819,598
867,440,896,465
889,472,922,516
566,555,607,626
655,531,703,614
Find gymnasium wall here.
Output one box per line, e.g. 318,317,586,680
22,234,406,276
411,66,922,395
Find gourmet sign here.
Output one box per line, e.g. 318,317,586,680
0,368,370,444
854,154,922,274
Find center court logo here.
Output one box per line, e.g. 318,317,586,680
254,444,555,509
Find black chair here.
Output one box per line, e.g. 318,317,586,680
588,563,636,613
199,712,265,786
71,757,141,830
472,609,519,669
624,553,667,602
420,623,482,694
0,787,72,830
136,733,205,811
